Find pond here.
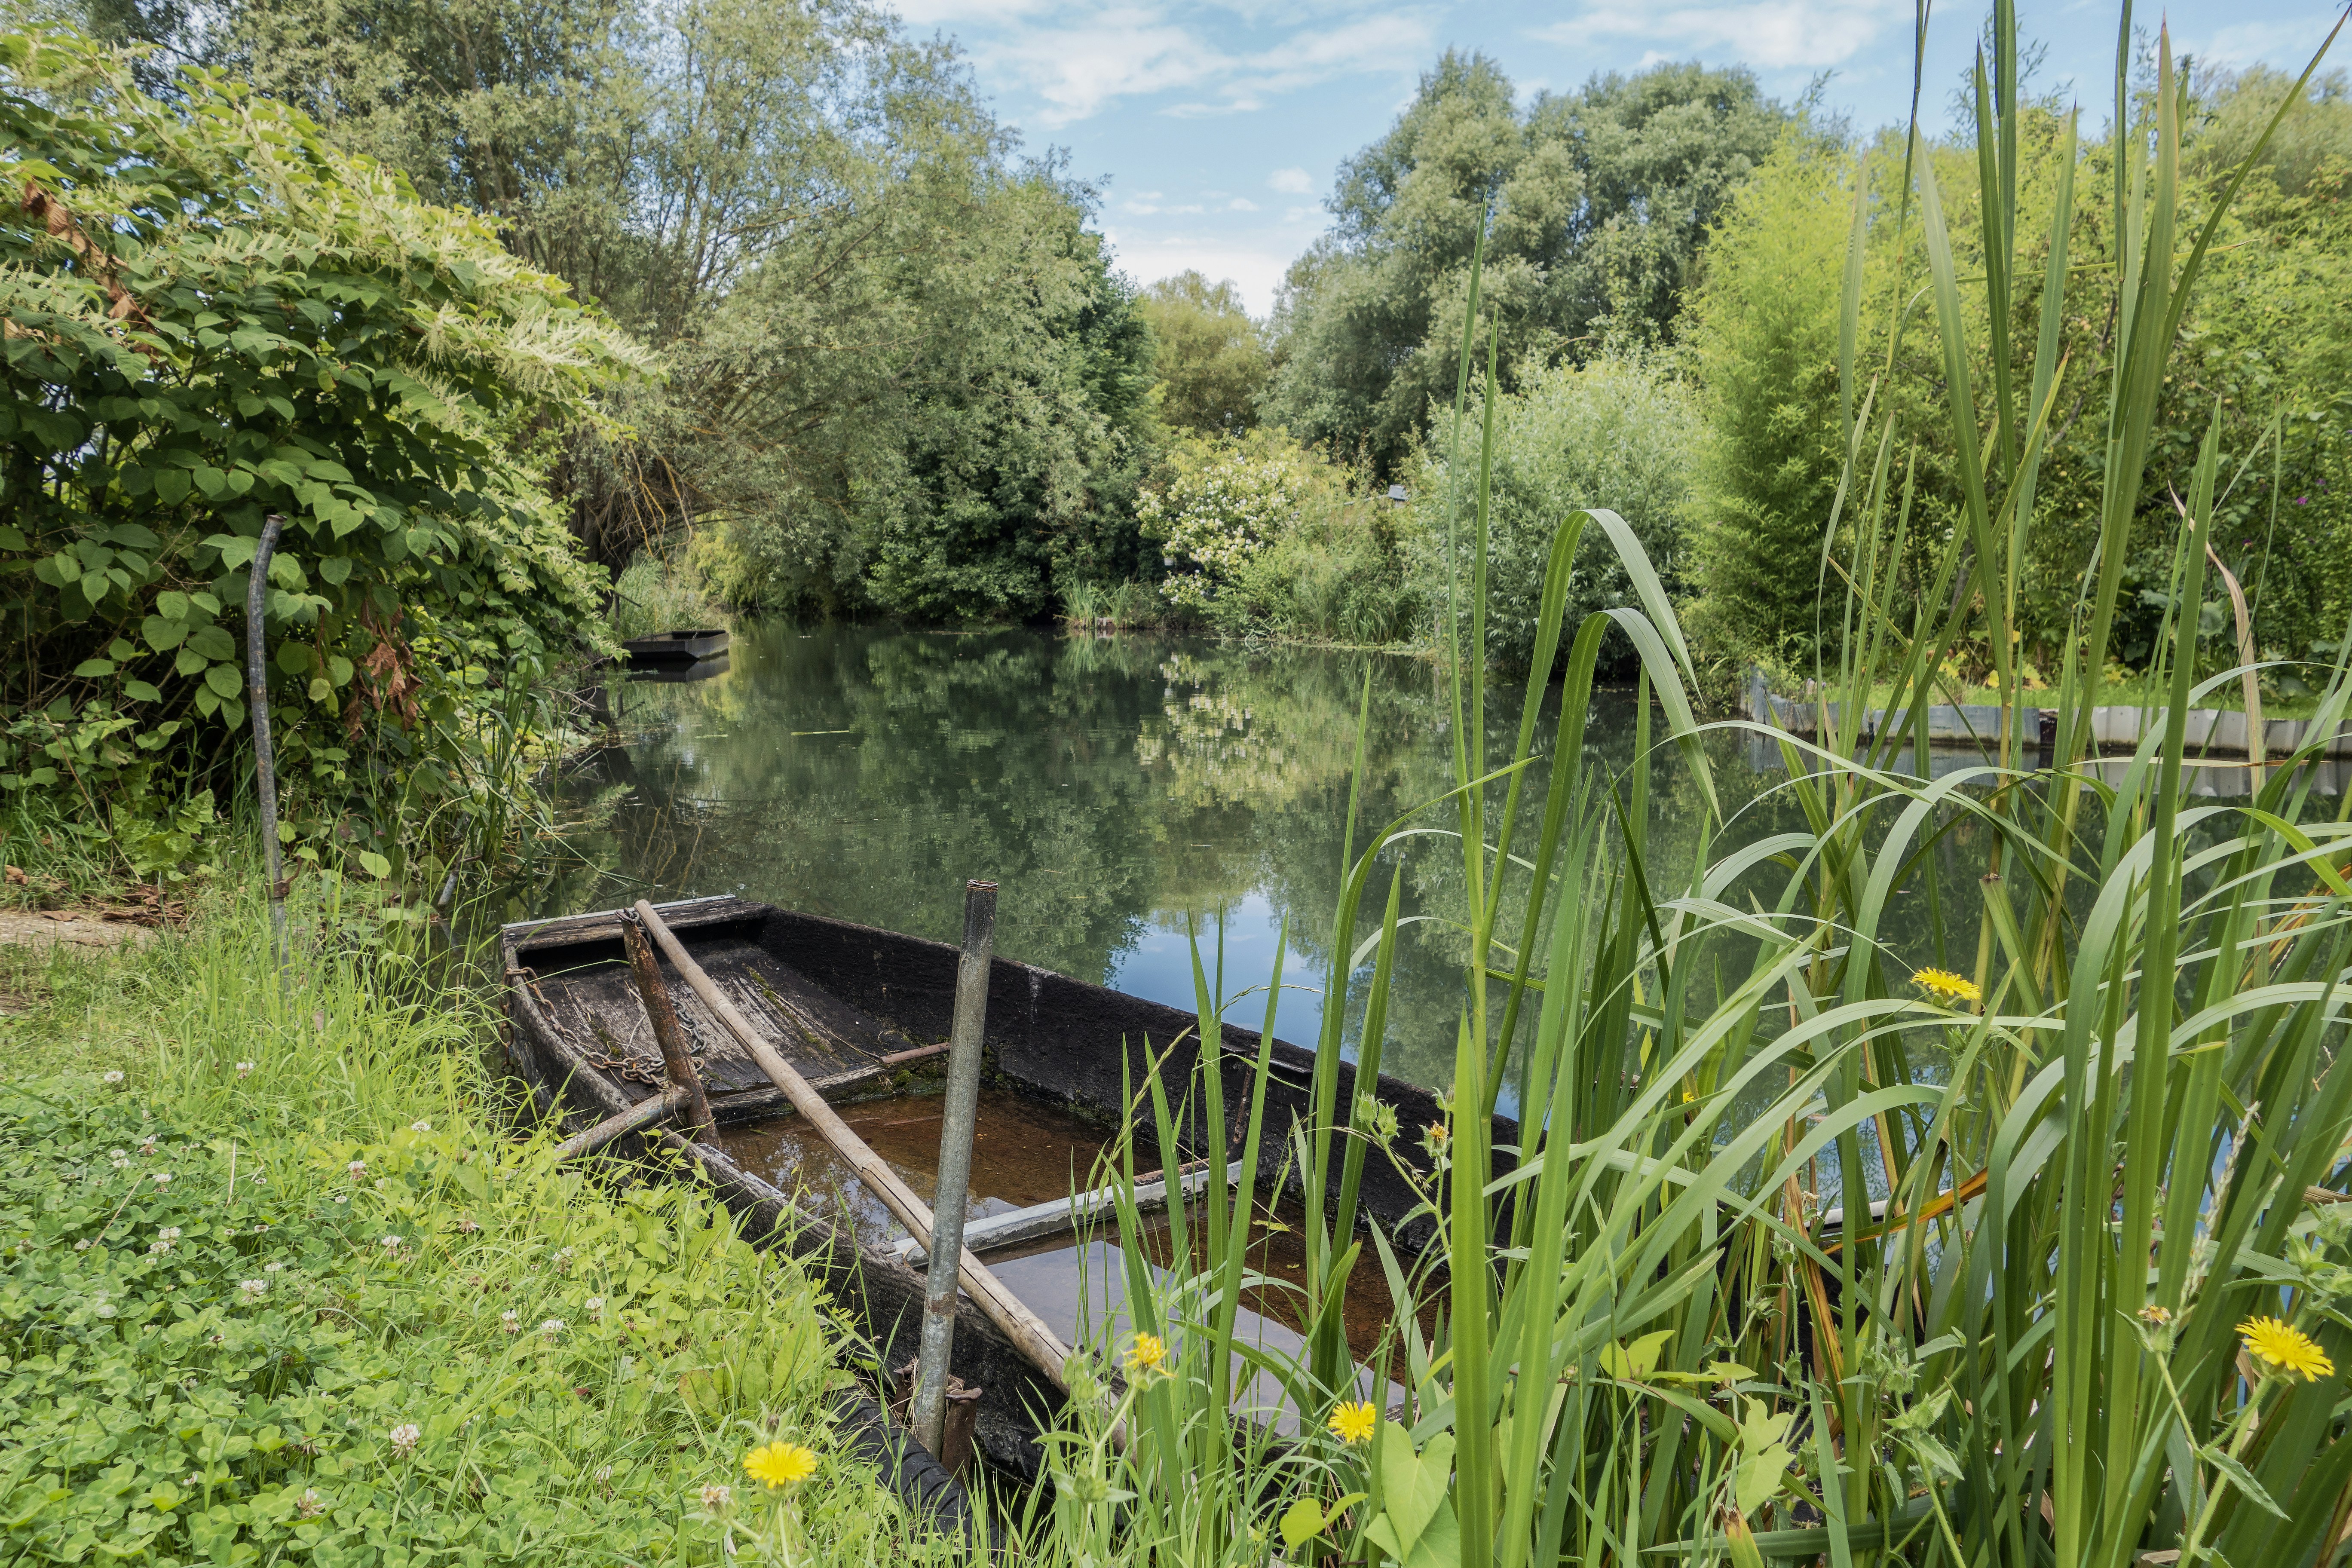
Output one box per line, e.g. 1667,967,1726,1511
525,618,2045,1104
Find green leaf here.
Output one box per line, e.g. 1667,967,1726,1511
206,534,258,570
187,625,235,662
153,469,190,506
2204,1446,2289,1520
122,680,162,703
0,526,25,550
156,590,190,620
204,665,242,700
319,556,353,586
1280,1497,1326,1550
357,850,392,879
73,659,116,678
1599,1329,1675,1380
174,647,207,677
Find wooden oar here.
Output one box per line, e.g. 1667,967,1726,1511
632,900,1079,1396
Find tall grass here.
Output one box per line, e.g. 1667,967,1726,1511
1016,4,2352,1564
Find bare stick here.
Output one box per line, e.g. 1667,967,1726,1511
631,899,1078,1395
623,912,717,1145
554,1087,689,1163
911,879,994,1456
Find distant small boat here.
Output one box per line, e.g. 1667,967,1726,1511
622,629,729,665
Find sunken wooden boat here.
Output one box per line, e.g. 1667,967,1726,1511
620,628,729,665
498,894,1488,1480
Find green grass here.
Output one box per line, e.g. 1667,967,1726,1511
0,881,958,1568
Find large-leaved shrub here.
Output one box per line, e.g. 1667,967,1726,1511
0,27,647,875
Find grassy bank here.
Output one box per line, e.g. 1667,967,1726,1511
0,885,953,1568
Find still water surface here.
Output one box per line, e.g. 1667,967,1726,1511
534,619,2016,1099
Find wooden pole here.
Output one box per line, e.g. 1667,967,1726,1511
910,879,994,1455
247,512,288,980
554,1087,689,1162
623,912,717,1145
631,899,1078,1395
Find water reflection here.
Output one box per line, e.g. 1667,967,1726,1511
530,619,2270,1098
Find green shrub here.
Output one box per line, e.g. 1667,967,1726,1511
0,25,648,871
609,553,729,643
1405,355,1702,674
1134,429,1416,642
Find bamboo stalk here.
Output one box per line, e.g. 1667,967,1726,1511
631,899,1079,1396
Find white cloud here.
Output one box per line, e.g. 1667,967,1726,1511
1534,0,1903,69
979,11,1228,126
1228,196,1260,210
961,5,1433,128
1268,166,1315,193
1099,230,1299,314
2186,14,2344,67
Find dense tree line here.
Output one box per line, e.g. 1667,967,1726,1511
1684,66,2352,683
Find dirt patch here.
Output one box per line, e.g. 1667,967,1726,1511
0,909,160,950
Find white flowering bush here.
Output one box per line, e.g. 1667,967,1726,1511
1138,435,1314,612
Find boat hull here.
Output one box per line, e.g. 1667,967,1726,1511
499,895,1493,1479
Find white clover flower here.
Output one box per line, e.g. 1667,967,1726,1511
235,1062,253,1077
584,1295,604,1313
389,1423,420,1455
239,1279,267,1299
104,1070,125,1084
379,1235,403,1252
149,1239,173,1254
74,1239,92,1252
594,1465,612,1482
150,1172,171,1186
139,1138,156,1155
410,1120,431,1133
110,1158,129,1170
250,1173,266,1185
501,1310,520,1333
159,1227,180,1241
333,1195,349,1205
185,1474,199,1488
108,1149,125,1160
296,1489,323,1518
700,1484,732,1510
264,1260,285,1272
346,1160,367,1178
456,1216,479,1233
540,1318,564,1337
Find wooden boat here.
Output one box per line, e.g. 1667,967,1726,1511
498,895,1483,1481
621,628,729,665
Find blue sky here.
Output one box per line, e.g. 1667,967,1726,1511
886,0,2346,313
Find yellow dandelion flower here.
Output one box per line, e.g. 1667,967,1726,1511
744,1442,818,1488
1327,1400,1378,1444
2239,1316,2335,1381
1910,968,1982,1006
1125,1332,1168,1374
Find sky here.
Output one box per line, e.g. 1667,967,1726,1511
885,0,2347,314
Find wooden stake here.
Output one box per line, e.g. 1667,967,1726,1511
623,912,717,1145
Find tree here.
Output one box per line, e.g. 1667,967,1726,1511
1264,53,1789,478
1139,272,1268,436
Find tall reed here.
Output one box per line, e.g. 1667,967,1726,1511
1012,4,2352,1563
